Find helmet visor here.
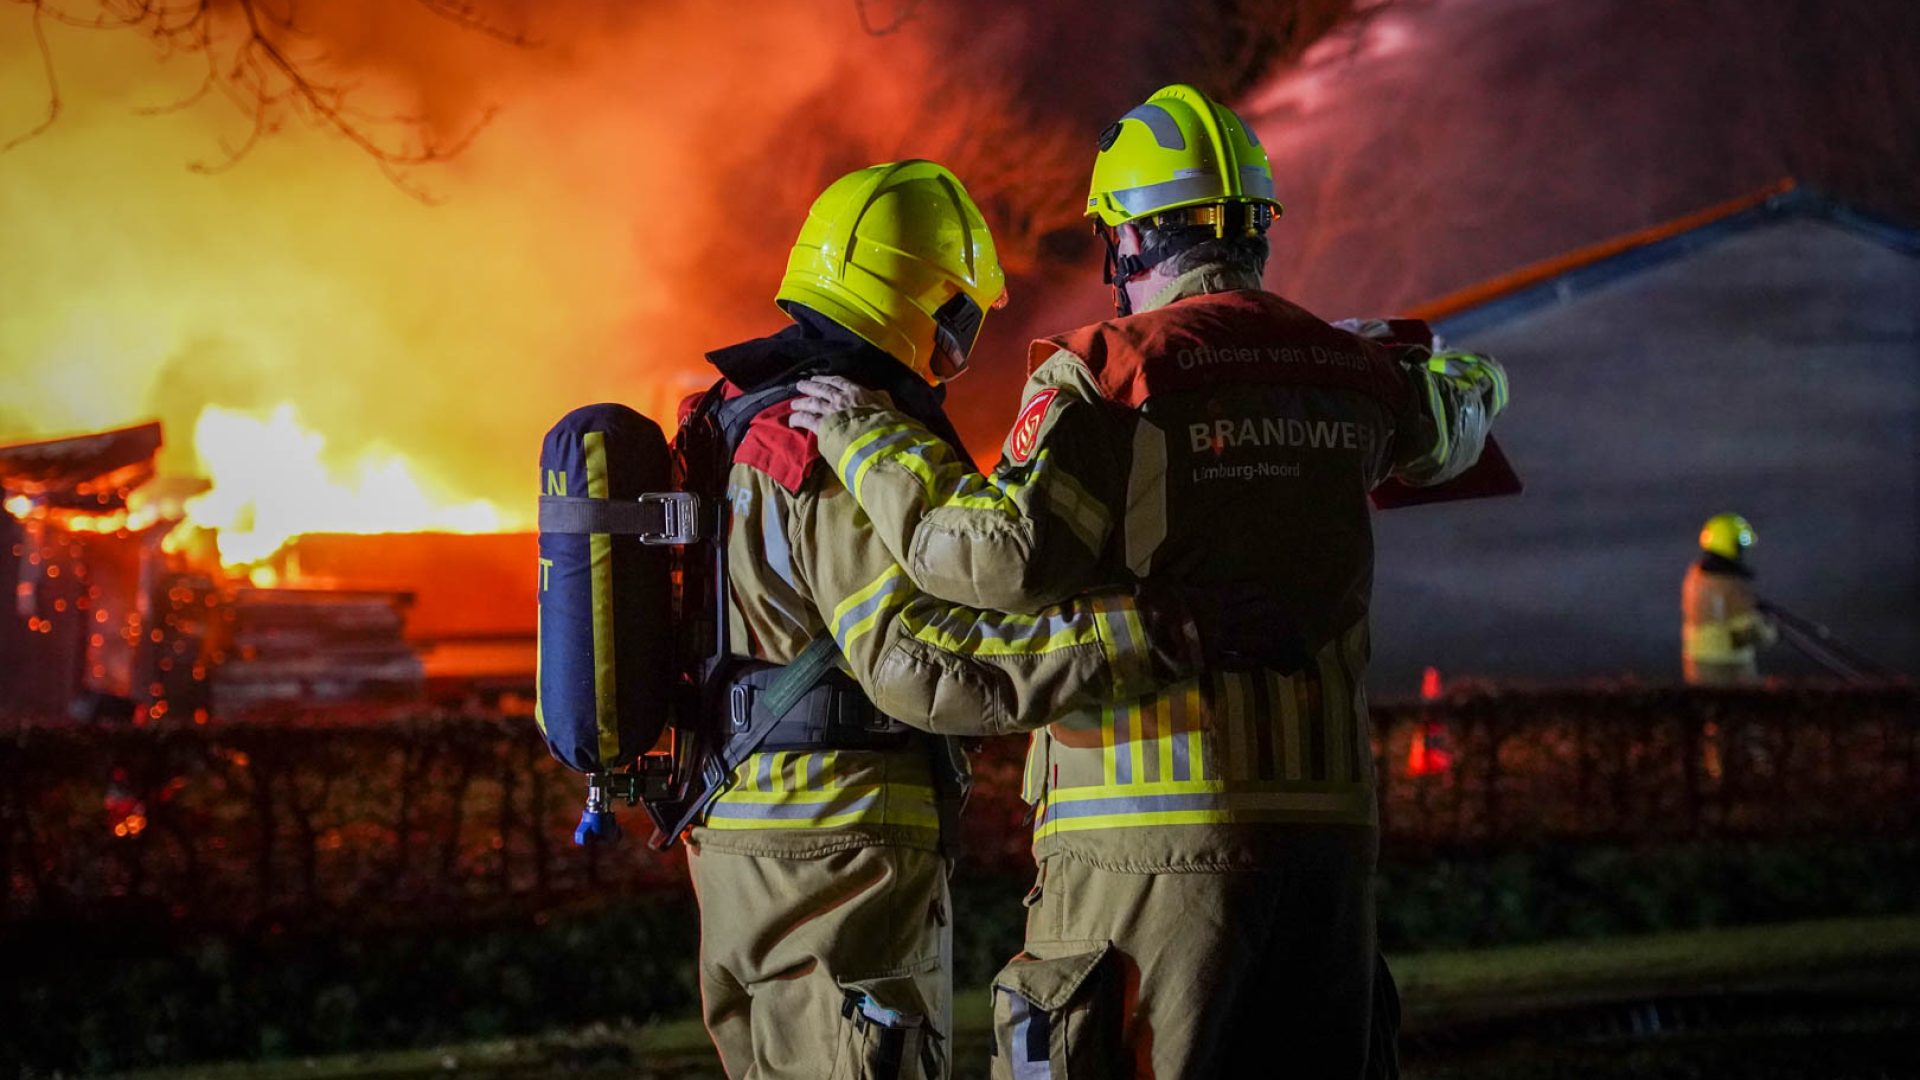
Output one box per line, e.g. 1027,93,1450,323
930,290,986,380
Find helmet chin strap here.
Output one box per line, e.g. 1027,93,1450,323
1101,226,1179,318
1099,204,1275,317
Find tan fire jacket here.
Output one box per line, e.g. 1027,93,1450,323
813,265,1507,869
691,390,1185,859
1682,561,1776,685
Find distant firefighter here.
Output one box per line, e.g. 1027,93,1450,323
1682,513,1778,685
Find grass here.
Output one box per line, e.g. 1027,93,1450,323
105,913,1920,1079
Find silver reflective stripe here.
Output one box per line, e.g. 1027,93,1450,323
1045,787,1364,820
1241,165,1275,199
760,491,796,590
829,568,908,646
1000,988,1053,1080
704,791,882,821
837,426,915,496
1112,174,1226,215
1120,103,1186,150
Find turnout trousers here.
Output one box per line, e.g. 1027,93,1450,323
689,842,953,1079
993,828,1378,1080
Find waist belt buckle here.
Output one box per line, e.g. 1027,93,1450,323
729,684,752,734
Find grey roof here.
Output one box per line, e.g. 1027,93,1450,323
1368,196,1920,692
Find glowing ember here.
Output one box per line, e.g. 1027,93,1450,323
183,403,512,566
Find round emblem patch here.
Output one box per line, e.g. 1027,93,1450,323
1007,389,1059,464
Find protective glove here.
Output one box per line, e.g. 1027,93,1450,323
1426,351,1510,418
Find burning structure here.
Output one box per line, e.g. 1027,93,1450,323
0,422,215,720
0,420,532,721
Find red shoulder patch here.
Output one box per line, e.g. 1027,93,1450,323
1006,388,1059,465
734,398,821,494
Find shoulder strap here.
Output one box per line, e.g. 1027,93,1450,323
715,384,802,455
749,633,842,724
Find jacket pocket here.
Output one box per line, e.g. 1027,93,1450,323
833,970,942,1080
990,941,1124,1080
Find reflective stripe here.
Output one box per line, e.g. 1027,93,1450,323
837,423,917,501
900,599,1099,657
1151,694,1173,784
1277,671,1303,781
834,400,1114,563
1684,623,1755,664
1001,989,1053,1079
1241,165,1275,199
1111,174,1227,215
1034,625,1383,837
584,431,619,767
1041,461,1109,554
707,756,941,831
1034,781,1371,836
759,490,796,590
1120,102,1186,150
829,564,911,649
1167,693,1189,782
1221,673,1251,781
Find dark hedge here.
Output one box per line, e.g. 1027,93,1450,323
1,683,1914,1073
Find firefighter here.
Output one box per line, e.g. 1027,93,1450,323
789,86,1508,1077
683,160,1199,1080
1682,512,1777,685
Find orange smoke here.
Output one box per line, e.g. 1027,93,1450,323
0,0,1346,562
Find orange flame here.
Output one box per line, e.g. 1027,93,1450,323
182,402,516,567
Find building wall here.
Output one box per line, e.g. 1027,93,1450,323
1368,216,1920,692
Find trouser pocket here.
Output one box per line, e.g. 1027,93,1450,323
990,941,1123,1080
833,970,942,1080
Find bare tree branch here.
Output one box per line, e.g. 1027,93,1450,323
3,2,62,152
3,0,522,200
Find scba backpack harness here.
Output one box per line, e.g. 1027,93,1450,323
534,385,916,849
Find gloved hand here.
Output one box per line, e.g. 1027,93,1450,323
1425,351,1509,418
1331,316,1397,342
787,375,897,433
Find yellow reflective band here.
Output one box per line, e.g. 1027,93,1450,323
1033,779,1372,837
1042,459,1110,554
1185,682,1208,781
1278,670,1303,782
1124,700,1143,785
830,564,910,649
1101,703,1118,787
899,599,1102,657
533,600,548,738
705,779,941,832
1154,694,1174,785
585,431,619,769
1221,673,1251,782
837,423,916,503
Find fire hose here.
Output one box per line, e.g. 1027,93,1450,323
1756,598,1894,683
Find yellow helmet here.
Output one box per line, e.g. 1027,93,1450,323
1699,513,1756,561
776,160,1005,384
1087,83,1283,228
1086,85,1282,314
